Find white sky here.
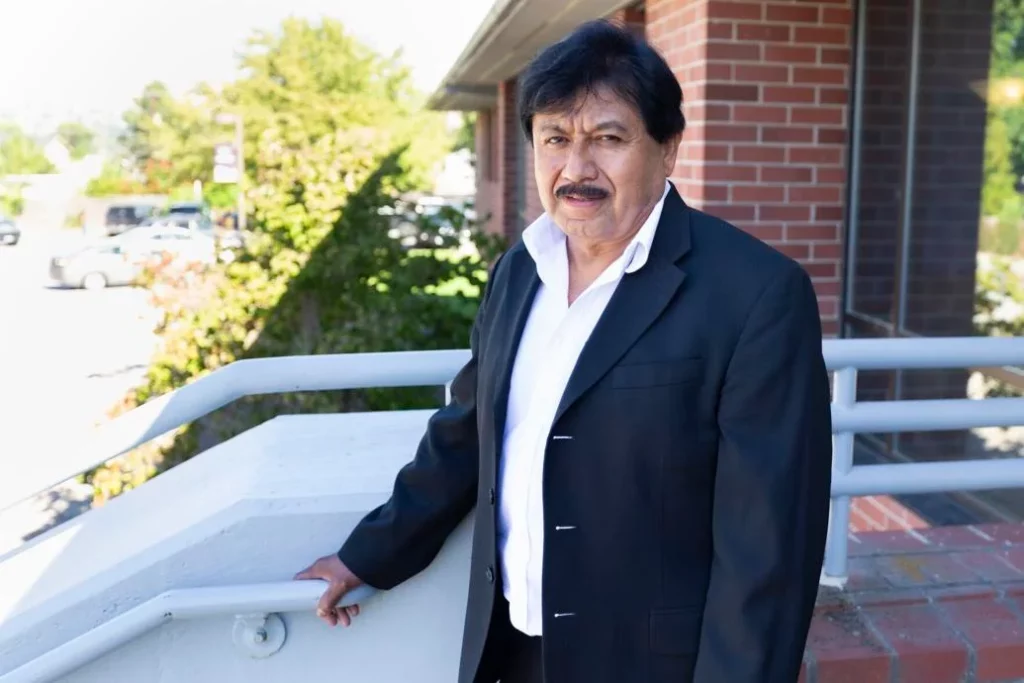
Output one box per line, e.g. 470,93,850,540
0,0,492,129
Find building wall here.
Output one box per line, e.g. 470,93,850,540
647,0,853,337
473,110,501,236
610,1,647,36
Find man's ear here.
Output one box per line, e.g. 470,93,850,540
662,132,683,175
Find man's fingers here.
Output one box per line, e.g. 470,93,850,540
294,567,316,581
316,580,349,618
293,560,321,581
335,605,359,627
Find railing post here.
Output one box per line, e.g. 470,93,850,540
823,367,857,586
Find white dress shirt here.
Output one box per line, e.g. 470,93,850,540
497,181,671,636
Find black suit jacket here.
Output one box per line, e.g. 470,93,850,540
338,184,833,683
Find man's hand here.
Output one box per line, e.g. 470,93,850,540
294,554,366,627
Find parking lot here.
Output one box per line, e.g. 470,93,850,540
0,226,159,553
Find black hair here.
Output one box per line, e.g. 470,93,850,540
517,19,685,145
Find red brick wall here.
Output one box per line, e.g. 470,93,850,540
474,109,502,237
497,79,522,241
647,0,852,337
522,141,544,227
609,2,647,36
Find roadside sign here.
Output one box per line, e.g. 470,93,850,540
213,143,239,184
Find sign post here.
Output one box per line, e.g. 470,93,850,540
214,114,246,232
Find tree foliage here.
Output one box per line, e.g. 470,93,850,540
56,121,95,160
119,81,220,194
86,18,504,502
0,123,55,175
975,257,1024,397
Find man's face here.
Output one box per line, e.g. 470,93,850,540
532,86,680,243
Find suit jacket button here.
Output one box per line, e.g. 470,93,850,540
486,566,495,583
488,487,495,505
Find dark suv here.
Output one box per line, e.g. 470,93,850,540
104,204,158,236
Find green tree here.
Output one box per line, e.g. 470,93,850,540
0,123,55,175
56,121,95,160
86,18,502,501
84,159,162,197
453,112,476,153
119,81,219,193
988,0,1024,177
983,112,1018,217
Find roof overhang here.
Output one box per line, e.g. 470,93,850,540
428,0,639,111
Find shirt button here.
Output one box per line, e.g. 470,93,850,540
488,487,496,505
486,566,495,583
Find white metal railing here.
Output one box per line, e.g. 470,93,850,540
0,350,469,511
4,337,1024,681
821,336,1024,583
0,582,377,683
6,338,1024,548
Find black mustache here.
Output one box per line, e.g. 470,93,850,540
555,184,609,200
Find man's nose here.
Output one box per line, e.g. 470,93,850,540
560,141,598,184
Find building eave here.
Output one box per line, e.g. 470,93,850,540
428,0,640,111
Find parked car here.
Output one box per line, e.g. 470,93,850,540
49,226,218,290
49,242,139,290
0,216,20,245
165,201,209,217
383,197,474,249
104,203,159,236
139,213,246,255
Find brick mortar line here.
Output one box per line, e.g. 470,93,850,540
928,596,979,681
656,19,853,33
853,605,900,683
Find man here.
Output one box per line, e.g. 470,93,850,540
297,19,832,683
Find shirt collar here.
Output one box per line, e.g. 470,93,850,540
522,180,671,287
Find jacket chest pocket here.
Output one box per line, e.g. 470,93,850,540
610,357,703,390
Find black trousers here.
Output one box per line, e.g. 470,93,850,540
476,595,544,683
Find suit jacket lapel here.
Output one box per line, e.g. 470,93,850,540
490,247,541,459
553,186,693,425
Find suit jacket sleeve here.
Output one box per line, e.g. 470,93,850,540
336,253,503,590
693,264,832,682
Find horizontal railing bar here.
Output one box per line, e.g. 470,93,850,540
0,350,469,511
0,581,377,683
833,397,1024,433
822,336,1024,370
8,337,1024,510
833,459,1024,496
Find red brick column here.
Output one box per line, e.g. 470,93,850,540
609,2,647,36
646,0,853,336
496,78,522,241
522,141,544,226
474,110,502,237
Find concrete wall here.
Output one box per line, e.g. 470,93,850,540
0,411,472,682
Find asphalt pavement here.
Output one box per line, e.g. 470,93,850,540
0,226,159,554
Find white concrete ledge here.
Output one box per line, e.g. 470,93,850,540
0,410,472,682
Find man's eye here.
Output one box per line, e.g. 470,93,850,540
598,135,621,142
545,136,568,145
